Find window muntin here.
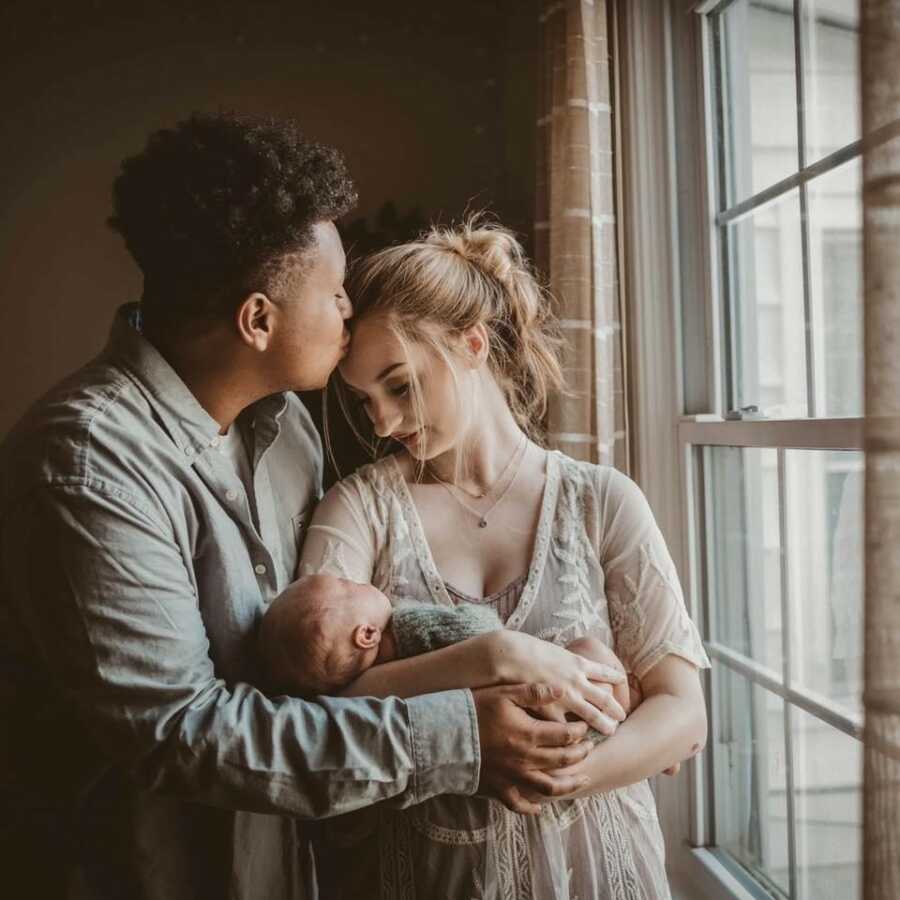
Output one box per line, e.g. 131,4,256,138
717,0,799,206
725,192,808,418
684,5,866,895
696,441,864,899
807,161,863,418
712,665,791,897
801,1,860,164
710,0,863,421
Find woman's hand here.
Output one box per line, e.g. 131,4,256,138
490,631,627,735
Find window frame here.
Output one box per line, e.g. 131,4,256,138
616,1,868,897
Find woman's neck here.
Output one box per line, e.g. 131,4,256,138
428,377,531,493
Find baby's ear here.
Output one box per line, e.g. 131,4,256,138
352,624,381,650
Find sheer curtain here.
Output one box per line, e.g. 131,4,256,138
862,2,900,897
535,0,628,471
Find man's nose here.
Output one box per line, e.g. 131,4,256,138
338,291,352,320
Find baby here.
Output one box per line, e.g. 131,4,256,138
257,573,641,721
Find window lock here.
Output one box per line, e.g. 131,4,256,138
724,405,766,421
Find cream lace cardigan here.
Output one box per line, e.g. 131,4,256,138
299,450,710,900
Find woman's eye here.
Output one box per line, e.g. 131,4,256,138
390,384,410,398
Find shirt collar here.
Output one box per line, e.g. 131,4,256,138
102,303,289,455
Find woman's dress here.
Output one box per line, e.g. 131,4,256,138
299,451,710,900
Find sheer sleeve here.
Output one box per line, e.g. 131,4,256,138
298,477,377,583
596,467,711,679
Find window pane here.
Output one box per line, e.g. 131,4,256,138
713,666,790,897
727,190,808,418
802,0,860,163
717,0,798,206
808,159,863,417
705,446,782,675
785,449,864,717
792,707,862,899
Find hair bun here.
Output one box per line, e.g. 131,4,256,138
433,218,525,287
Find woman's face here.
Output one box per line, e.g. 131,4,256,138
338,315,470,460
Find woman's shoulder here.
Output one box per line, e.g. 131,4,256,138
325,454,404,509
553,451,645,519
554,450,630,491
334,453,398,486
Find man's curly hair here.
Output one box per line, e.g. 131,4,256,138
108,112,357,328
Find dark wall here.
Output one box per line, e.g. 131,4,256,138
1,0,538,435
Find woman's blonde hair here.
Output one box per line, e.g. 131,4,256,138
326,217,565,469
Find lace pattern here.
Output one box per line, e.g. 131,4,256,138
302,452,711,899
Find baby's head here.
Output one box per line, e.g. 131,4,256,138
258,573,393,696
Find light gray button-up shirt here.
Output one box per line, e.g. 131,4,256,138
0,304,480,900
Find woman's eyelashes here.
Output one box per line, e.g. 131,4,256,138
346,382,410,413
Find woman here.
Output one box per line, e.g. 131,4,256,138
299,220,710,899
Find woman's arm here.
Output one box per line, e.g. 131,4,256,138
547,654,707,796
339,631,503,698
341,628,629,734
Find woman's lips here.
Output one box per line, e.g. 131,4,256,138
394,430,421,448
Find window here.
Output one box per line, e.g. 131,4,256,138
674,1,870,897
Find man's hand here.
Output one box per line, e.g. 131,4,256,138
473,683,595,815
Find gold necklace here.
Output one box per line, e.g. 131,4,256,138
428,437,529,528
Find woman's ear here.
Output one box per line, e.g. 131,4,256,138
352,624,381,650
460,323,490,368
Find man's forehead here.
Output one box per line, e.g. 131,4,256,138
311,221,345,267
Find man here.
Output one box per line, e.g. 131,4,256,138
0,113,595,899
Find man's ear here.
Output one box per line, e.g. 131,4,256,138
236,292,275,351
352,624,381,650
460,323,490,368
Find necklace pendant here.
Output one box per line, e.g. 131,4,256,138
478,518,488,528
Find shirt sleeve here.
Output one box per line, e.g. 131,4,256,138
596,468,711,680
3,482,480,818
297,477,377,582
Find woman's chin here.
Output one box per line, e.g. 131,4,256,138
402,435,444,462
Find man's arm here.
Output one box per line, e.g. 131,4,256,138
4,483,480,819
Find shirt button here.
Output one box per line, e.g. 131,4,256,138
210,436,221,448
184,445,195,457
225,489,238,501
254,563,267,575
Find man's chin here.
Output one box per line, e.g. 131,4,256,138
291,367,336,393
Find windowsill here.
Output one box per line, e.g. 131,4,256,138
674,848,778,900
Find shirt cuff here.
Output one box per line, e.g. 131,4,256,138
405,688,480,804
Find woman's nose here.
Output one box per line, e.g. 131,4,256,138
370,401,401,438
